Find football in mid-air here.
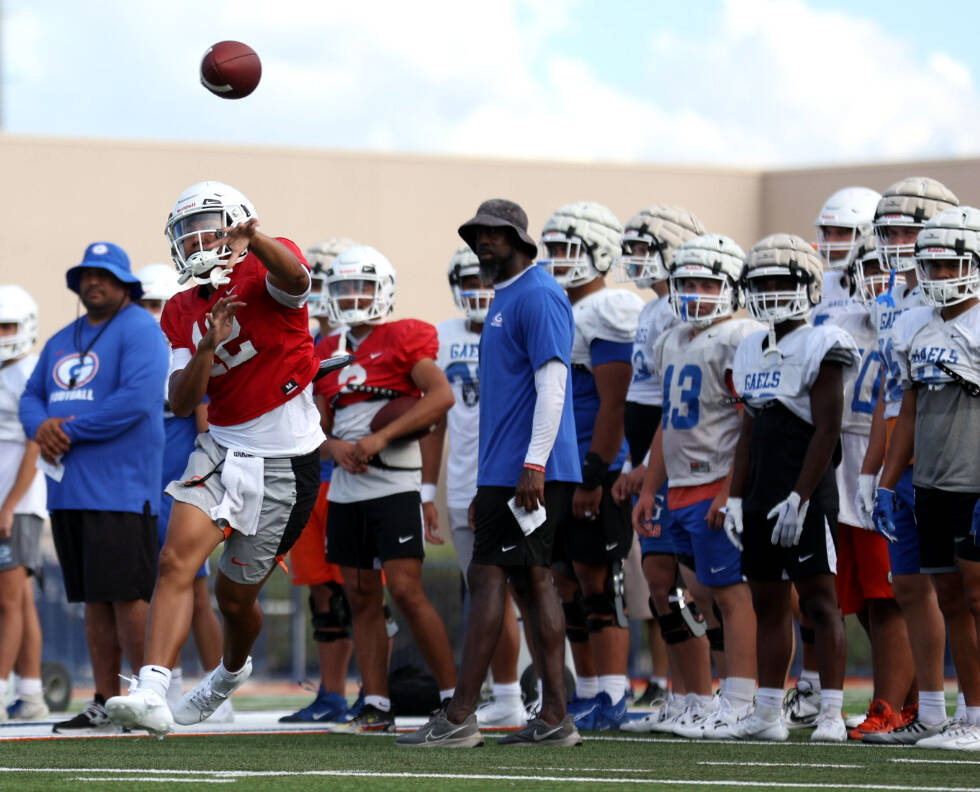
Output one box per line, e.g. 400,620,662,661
200,41,262,99
370,396,433,442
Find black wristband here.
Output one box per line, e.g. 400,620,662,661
580,451,608,491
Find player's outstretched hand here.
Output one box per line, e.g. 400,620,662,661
207,217,259,263
854,473,877,531
722,497,743,551
768,491,808,547
203,296,246,349
873,487,899,543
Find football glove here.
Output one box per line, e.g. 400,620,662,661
723,497,744,551
854,473,877,531
768,491,808,547
873,487,899,543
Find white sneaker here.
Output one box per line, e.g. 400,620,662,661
734,707,790,741
672,696,714,739
702,698,753,740
939,722,980,751
166,679,182,713
782,679,820,729
173,658,252,726
915,720,978,750
209,698,235,723
105,688,174,738
811,711,846,742
621,694,682,734
476,696,527,728
6,692,49,721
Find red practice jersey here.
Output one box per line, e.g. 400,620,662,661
315,319,438,409
161,238,319,426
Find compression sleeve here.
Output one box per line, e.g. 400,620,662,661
524,358,568,468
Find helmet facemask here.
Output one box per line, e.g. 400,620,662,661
744,266,814,324
0,315,37,361
451,268,494,323
615,231,667,288
816,225,864,270
852,249,901,308
539,231,597,289
669,269,736,328
874,216,921,272
915,249,980,308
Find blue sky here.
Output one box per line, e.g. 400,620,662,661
3,0,978,167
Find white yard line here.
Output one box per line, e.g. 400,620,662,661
698,761,864,768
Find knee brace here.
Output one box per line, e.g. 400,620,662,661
706,626,725,652
584,561,629,632
653,587,707,644
383,603,399,639
311,582,351,643
563,593,589,643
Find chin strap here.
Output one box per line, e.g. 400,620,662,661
763,321,782,359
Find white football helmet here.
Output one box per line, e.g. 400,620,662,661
742,234,824,323
668,234,745,328
617,205,706,288
914,206,980,308
136,263,181,302
812,186,881,270
0,285,38,361
539,202,622,289
324,245,396,326
874,177,959,272
448,244,494,323
307,238,357,319
848,233,901,308
165,181,258,285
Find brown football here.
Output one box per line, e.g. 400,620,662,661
369,395,433,441
200,41,262,99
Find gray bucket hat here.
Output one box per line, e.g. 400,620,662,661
459,199,538,259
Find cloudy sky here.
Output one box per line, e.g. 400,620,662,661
3,0,978,168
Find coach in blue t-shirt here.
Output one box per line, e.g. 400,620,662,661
398,200,582,749
19,241,168,730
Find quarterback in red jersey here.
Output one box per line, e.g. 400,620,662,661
107,181,334,737
315,244,457,733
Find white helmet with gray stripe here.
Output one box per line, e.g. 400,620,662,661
306,237,358,318
448,244,494,322
742,233,824,322
668,234,745,327
874,177,959,272
914,206,980,307
618,205,706,288
540,201,622,289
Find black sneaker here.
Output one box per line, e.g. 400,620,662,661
396,711,484,747
52,695,111,733
632,682,668,709
499,715,583,746
335,704,395,733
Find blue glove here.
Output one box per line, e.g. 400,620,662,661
873,487,899,543
972,498,980,546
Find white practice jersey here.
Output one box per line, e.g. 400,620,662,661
571,288,644,370
653,318,763,487
870,284,924,419
626,296,678,406
733,324,858,425
893,304,980,391
0,354,47,518
811,270,858,327
828,308,881,436
436,318,480,509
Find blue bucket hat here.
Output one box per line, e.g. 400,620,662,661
66,242,144,300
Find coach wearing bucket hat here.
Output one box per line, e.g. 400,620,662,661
399,200,582,747
20,240,169,732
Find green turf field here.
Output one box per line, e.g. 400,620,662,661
2,727,978,792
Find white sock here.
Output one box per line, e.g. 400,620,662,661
492,682,522,701
955,692,966,721
800,669,821,693
213,659,250,695
756,687,783,716
137,665,172,699
17,678,42,697
576,676,599,699
725,677,756,707
918,690,947,726
439,688,455,701
169,667,183,690
965,706,980,726
364,695,391,712
535,679,543,701
820,688,843,717
599,674,627,702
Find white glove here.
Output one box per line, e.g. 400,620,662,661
854,474,877,531
768,491,809,547
723,497,744,551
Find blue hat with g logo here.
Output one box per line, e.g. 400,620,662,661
66,242,144,300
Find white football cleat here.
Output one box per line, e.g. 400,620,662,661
782,679,820,729
734,707,790,741
811,712,846,742
105,688,174,738
475,696,527,728
173,658,251,726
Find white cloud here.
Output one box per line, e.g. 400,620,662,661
3,0,979,166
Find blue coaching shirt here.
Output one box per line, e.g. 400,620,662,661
477,265,580,487
20,304,169,514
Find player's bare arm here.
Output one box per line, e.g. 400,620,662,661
0,440,41,538
420,418,447,543
794,361,845,502
572,359,632,520
860,381,887,475
208,218,309,295
168,296,245,417
878,389,916,490
352,358,454,463
632,424,666,536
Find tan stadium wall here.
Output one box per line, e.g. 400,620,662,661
2,133,979,344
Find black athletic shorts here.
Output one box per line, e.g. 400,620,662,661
471,481,573,568
624,401,662,467
50,505,158,603
555,471,633,565
741,402,839,582
914,487,980,573
326,491,425,570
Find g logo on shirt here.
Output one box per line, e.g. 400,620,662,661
490,312,504,327
53,352,99,389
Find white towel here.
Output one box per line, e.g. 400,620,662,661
210,449,264,537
